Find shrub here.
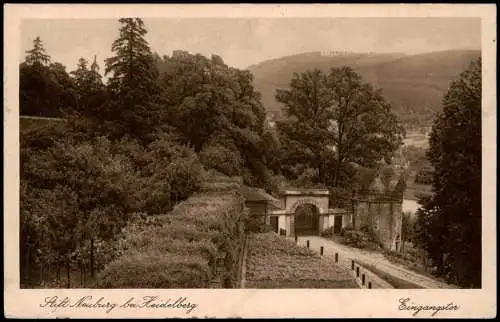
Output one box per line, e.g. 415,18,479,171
245,216,275,233
199,144,243,177
95,177,247,289
94,250,211,288
344,230,371,249
140,140,205,214
258,224,276,233
116,224,218,260
20,130,146,286
340,223,355,236
321,226,336,238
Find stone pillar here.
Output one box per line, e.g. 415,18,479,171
289,214,295,237
329,215,335,229
324,215,330,230
278,215,286,234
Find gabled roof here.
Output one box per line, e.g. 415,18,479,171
241,185,282,209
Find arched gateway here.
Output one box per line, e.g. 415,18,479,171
269,189,351,237
294,203,320,236
241,184,403,250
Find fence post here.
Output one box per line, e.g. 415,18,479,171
368,282,372,289
320,246,324,256
306,240,310,248
335,253,339,263
362,274,366,285
356,267,360,277
351,260,355,270
295,235,298,243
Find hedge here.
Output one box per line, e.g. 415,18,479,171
95,250,212,288
94,177,247,288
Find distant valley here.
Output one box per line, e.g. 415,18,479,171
248,49,481,128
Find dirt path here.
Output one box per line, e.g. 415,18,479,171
296,236,455,289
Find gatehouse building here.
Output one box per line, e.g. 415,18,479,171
241,183,404,252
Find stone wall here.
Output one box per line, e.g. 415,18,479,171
352,195,403,251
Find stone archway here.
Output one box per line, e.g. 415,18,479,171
269,188,339,237
294,203,320,236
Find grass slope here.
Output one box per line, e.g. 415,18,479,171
245,232,359,288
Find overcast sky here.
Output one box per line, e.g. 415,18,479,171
20,18,481,73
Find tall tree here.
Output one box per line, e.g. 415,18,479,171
21,37,52,116
70,58,90,92
20,38,77,117
275,67,404,187
25,36,51,67
48,62,78,115
275,69,331,184
70,56,106,118
157,51,276,188
104,18,161,141
415,57,482,288
89,55,104,91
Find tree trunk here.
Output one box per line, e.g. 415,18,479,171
317,160,324,185
57,264,60,283
66,259,71,288
90,238,95,278
80,261,84,287
334,163,340,188
22,247,29,285
351,190,356,228
335,125,344,188
39,262,43,285
82,263,87,288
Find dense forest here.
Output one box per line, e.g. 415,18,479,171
20,18,279,287
20,18,481,288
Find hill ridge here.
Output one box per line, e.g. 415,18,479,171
249,49,481,126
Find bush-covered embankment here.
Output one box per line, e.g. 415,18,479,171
245,232,359,288
20,117,207,288
93,175,248,288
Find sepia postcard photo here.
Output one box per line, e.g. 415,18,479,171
3,3,497,318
